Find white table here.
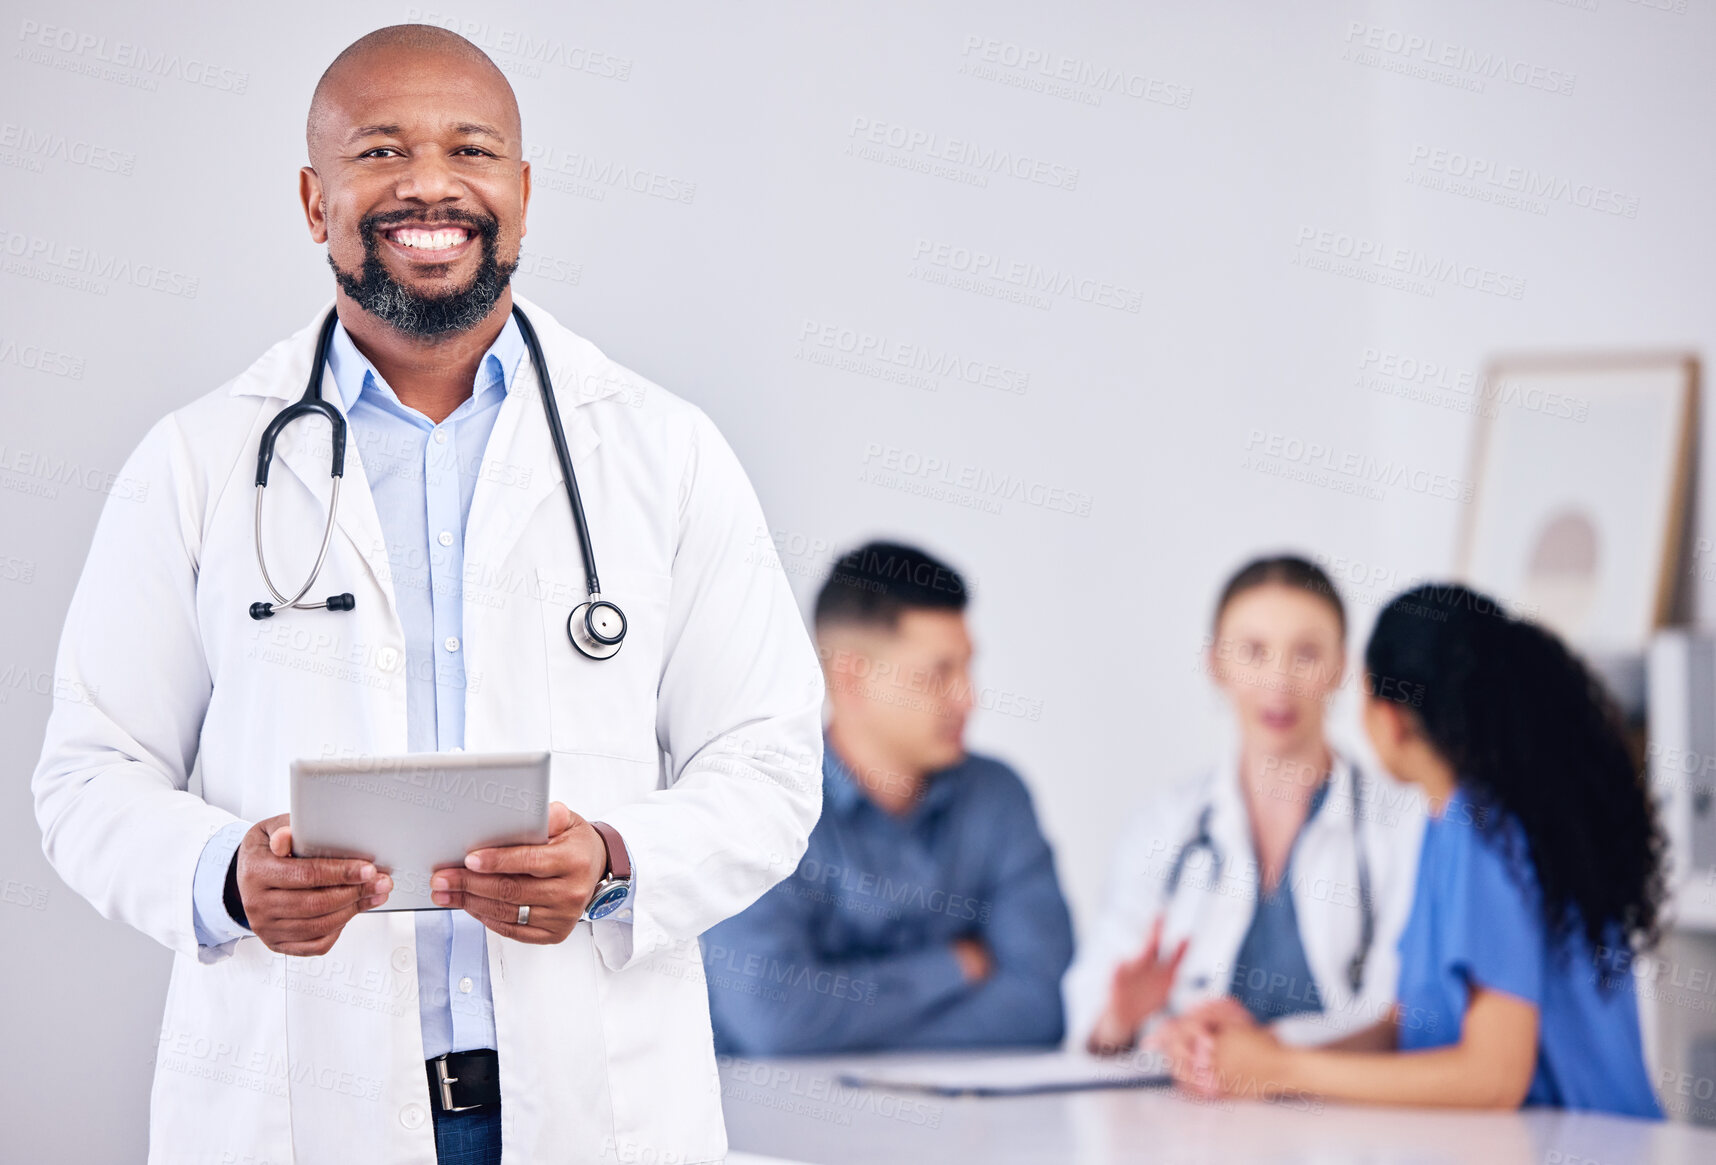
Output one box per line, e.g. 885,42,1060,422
719,1051,1716,1164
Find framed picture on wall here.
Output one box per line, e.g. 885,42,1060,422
1455,353,1698,658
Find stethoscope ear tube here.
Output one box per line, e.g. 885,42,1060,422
1347,772,1374,994
248,309,351,620
256,403,346,485
252,476,345,616
257,311,346,487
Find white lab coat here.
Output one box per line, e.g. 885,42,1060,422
32,294,825,1164
1063,748,1426,1049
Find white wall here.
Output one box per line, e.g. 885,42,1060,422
4,1,1714,1157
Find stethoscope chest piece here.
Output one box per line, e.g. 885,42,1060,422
568,598,627,659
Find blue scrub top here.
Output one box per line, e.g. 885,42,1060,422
1394,785,1662,1119
1227,777,1330,1022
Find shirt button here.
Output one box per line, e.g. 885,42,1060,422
459,977,474,994
444,636,461,653
391,946,414,972
376,647,400,671
399,1102,426,1129
438,530,454,548
433,429,449,445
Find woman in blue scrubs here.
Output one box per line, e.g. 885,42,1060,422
1159,582,1665,1117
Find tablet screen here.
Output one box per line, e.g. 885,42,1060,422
290,750,552,911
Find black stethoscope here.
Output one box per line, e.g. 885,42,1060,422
1162,770,1375,995
248,304,628,660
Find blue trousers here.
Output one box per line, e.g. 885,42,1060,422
431,1099,502,1164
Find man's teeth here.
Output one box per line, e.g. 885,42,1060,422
391,228,469,250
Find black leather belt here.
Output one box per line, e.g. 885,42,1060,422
426,1048,500,1112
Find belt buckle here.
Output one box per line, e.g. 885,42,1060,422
431,1053,487,1113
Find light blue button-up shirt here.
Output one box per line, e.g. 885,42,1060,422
191,310,578,1059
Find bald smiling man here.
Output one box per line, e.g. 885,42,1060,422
33,25,824,1165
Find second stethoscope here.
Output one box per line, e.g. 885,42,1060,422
1162,768,1376,995
248,304,629,661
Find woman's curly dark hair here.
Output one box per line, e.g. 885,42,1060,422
1365,583,1667,960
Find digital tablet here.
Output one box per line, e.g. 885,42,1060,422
289,750,552,911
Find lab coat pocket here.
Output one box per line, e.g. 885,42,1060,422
535,564,673,763
592,933,726,1163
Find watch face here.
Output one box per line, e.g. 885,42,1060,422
585,881,631,921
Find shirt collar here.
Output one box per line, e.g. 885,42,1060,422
821,730,964,818
822,744,862,814
324,313,528,416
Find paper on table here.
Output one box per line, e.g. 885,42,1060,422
834,1049,1172,1097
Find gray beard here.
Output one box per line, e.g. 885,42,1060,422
328,230,519,338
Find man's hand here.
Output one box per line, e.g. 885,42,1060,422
237,814,392,956
951,935,993,983
1087,916,1189,1053
429,801,608,945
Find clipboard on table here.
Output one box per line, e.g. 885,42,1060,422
834,1050,1173,1098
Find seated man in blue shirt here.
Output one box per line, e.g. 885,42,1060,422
703,540,1074,1053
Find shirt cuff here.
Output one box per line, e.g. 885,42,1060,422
192,819,252,947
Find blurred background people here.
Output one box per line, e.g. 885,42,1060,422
1165,583,1664,1118
703,540,1073,1053
1065,555,1425,1054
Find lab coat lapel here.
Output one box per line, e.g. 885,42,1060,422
1206,743,1256,880
1170,747,1260,1002
464,329,601,582
1291,753,1364,1009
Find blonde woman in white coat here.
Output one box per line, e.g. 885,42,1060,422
1064,555,1425,1054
